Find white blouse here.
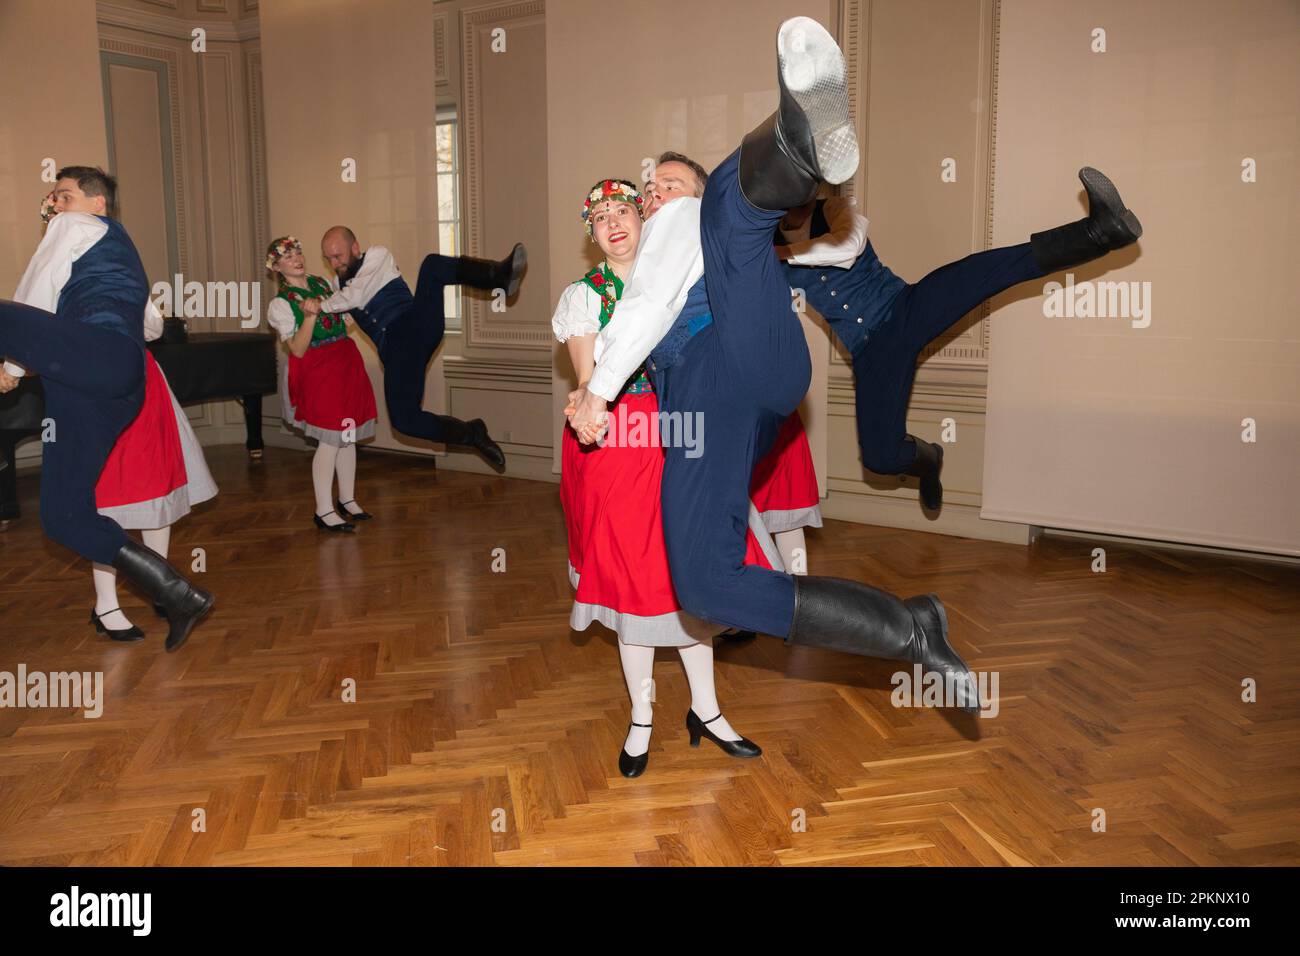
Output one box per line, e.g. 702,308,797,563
265,297,297,342
551,280,604,343
5,212,163,377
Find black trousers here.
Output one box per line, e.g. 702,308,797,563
0,300,144,563
378,254,469,445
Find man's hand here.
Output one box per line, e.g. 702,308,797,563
0,370,21,394
302,298,322,318
566,386,609,445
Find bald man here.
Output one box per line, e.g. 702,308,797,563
311,227,526,469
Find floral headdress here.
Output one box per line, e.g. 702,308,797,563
581,179,642,238
265,235,302,273
40,191,57,225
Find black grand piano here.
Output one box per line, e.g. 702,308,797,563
0,332,277,520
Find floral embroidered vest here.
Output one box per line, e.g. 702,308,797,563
276,275,348,348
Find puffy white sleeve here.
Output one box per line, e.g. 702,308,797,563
143,296,165,342
784,197,869,269
6,212,109,377
587,196,703,402
266,298,297,341
319,246,393,313
551,282,602,343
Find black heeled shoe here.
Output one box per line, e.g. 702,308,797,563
618,721,653,778
90,607,145,643
336,499,373,521
686,709,762,758
314,511,356,533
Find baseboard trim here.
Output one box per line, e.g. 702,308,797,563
822,490,1030,544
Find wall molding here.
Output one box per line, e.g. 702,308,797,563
97,2,261,42
433,13,450,86
99,40,190,277
460,0,550,350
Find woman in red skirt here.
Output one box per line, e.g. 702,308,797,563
265,237,378,532
749,410,822,573
556,179,777,778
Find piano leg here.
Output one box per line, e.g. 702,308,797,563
0,437,21,521
242,393,264,460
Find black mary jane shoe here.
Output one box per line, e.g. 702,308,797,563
90,607,145,643
336,499,373,521
618,721,653,778
686,709,762,758
314,511,356,533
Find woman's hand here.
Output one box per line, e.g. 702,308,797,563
0,370,20,394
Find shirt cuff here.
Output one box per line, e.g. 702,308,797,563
3,361,27,378
587,366,626,403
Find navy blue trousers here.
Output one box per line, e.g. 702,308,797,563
0,300,144,564
656,150,809,638
852,244,1044,474
378,253,464,444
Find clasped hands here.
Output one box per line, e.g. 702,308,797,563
0,370,19,394
565,385,609,445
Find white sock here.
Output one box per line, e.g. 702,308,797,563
618,641,656,757
312,443,345,525
142,525,170,559
91,563,132,630
775,527,808,575
677,638,741,741
335,443,363,515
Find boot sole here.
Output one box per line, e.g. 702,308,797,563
1079,166,1143,241
777,17,858,184
506,243,527,298
165,591,214,653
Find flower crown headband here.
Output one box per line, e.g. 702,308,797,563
581,179,642,238
265,235,302,271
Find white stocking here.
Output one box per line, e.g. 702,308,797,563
335,442,363,516
312,442,345,525
142,525,170,559
677,638,741,741
91,562,132,630
775,527,808,575
618,641,656,757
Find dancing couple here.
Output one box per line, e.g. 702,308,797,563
559,16,1143,775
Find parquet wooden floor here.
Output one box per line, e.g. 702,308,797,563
0,444,1296,866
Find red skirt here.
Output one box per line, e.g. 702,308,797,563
750,410,823,533
561,390,773,646
96,352,186,508
285,335,378,444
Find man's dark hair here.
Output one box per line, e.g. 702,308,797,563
657,151,708,196
55,165,118,218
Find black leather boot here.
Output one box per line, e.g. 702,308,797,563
111,540,213,653
787,576,980,714
456,243,527,298
903,435,944,511
739,16,858,211
1030,167,1143,273
464,418,505,470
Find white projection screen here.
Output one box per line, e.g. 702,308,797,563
981,0,1300,556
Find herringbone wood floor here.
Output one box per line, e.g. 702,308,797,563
0,445,1296,866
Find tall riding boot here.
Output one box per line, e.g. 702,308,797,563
902,435,944,511
738,16,859,211
1030,167,1143,273
112,539,214,652
787,576,980,714
456,243,527,298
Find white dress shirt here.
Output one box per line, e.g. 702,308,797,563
319,246,401,313
5,212,163,377
587,198,704,402
584,195,870,403
780,197,869,268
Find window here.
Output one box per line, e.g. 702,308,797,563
435,111,462,328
